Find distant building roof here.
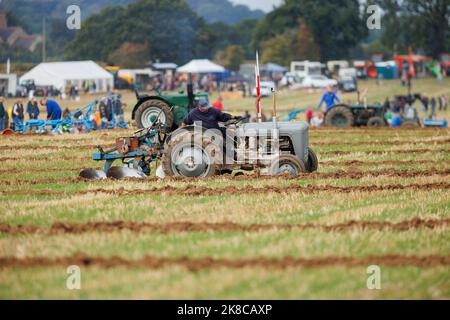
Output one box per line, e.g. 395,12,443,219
12,34,42,52
0,15,41,51
178,59,225,73
262,62,288,73
152,63,178,70
0,27,26,44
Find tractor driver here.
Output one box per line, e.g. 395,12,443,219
182,98,233,131
318,85,340,113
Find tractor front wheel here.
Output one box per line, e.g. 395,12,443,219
306,147,318,172
135,99,174,129
270,154,307,176
325,106,354,128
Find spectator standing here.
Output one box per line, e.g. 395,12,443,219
212,97,224,112
430,97,437,118
421,96,429,111
114,99,127,124
0,96,5,130
439,95,448,111
99,98,109,126
27,97,40,120
106,98,113,122
12,99,24,127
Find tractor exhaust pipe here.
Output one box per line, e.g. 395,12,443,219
187,73,195,110
133,85,141,100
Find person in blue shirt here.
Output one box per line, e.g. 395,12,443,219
40,97,62,120
318,86,341,112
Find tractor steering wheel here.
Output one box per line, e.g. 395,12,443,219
225,115,249,127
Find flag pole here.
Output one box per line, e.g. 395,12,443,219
255,51,262,123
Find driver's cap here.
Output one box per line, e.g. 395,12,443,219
198,98,210,109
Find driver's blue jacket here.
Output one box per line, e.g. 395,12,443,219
318,92,341,112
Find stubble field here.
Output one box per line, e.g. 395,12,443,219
0,79,449,299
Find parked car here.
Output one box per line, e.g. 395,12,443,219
252,81,276,97
338,77,357,92
280,72,303,89
302,75,337,88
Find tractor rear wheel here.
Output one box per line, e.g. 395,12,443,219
306,147,318,172
135,99,174,129
325,106,354,128
270,154,307,176
162,131,221,178
367,116,385,127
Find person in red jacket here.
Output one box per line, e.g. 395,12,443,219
212,97,223,112
305,108,314,124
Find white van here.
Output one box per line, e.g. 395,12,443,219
290,61,322,78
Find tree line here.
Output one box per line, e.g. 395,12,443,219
1,0,449,70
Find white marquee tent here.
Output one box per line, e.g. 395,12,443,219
20,60,114,92
177,59,225,73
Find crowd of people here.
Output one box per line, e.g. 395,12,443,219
0,96,63,131
0,94,127,132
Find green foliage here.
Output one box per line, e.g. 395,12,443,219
1,0,262,35
0,0,133,34
260,34,292,66
0,44,42,63
373,0,450,57
215,45,245,71
253,0,367,62
186,0,264,25
108,42,151,68
196,19,259,59
65,0,202,63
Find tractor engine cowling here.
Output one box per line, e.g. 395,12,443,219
236,122,309,165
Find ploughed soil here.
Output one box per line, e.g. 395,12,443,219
1,253,449,270
322,159,450,166
0,169,449,187
1,182,449,197
1,218,448,236
314,139,450,147
320,148,450,155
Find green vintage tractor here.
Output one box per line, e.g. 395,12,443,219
132,81,209,130
324,89,388,128
324,103,387,128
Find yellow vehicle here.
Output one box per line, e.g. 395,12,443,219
104,66,133,89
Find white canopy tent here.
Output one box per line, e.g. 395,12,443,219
177,59,225,73
20,60,114,92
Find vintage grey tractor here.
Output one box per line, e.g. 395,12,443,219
161,118,318,178
80,117,318,179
